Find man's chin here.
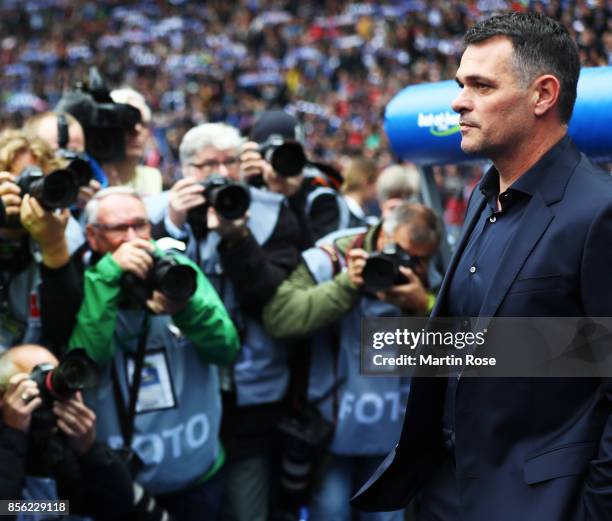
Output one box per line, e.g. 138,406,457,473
460,139,482,155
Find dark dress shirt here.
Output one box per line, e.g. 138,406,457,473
443,135,571,442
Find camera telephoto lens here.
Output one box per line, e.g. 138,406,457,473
153,260,198,301
16,166,79,211
267,141,306,178
361,256,399,293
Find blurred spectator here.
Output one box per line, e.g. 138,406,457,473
340,157,379,227
376,163,421,218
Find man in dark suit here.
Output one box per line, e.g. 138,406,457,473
351,12,612,521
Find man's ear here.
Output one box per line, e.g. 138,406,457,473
85,224,98,251
532,74,561,118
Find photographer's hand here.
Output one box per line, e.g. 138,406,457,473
111,238,154,279
347,248,368,288
376,266,429,314
146,290,189,316
168,177,205,229
77,179,101,210
53,392,96,455
0,171,22,222
1,374,42,432
207,206,248,245
20,194,70,268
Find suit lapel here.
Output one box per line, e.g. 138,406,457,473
431,190,486,318
475,190,554,331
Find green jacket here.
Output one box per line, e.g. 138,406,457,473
69,251,240,365
263,225,437,340
263,226,372,340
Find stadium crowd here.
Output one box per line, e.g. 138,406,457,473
0,2,611,521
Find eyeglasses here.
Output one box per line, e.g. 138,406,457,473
92,218,150,237
189,157,239,170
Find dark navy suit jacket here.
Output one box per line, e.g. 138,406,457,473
351,137,612,521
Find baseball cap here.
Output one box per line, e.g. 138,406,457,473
250,110,304,144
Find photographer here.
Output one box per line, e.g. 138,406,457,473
148,122,301,521
41,187,239,520
263,202,442,521
0,130,84,352
104,88,163,197
0,344,133,518
23,111,102,211
244,110,348,250
56,73,161,198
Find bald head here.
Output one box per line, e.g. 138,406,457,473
5,344,58,373
0,345,58,392
24,112,85,153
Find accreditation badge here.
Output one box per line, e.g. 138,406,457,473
125,348,177,413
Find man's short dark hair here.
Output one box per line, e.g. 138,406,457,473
464,12,580,123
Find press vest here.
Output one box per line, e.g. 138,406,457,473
0,217,83,350
85,310,222,495
195,187,289,406
146,186,290,407
302,230,410,455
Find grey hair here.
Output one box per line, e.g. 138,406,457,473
377,164,421,203
110,87,152,123
179,123,244,165
0,352,17,394
84,186,143,224
382,202,442,247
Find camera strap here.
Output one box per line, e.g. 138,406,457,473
112,313,150,448
57,113,69,149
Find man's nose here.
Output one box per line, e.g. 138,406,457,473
217,162,229,177
125,226,139,241
451,88,471,114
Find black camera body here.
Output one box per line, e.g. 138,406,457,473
187,174,251,237
362,243,418,293
56,148,94,188
16,166,79,211
122,250,198,307
56,68,142,164
258,134,307,178
29,348,99,435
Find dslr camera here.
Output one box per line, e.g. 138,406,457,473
16,165,79,212
56,67,142,164
362,243,424,293
122,249,198,307
56,148,94,188
29,348,100,435
258,134,307,178
187,173,251,237
2,161,93,229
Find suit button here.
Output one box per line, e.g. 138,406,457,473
489,215,497,223
469,266,477,274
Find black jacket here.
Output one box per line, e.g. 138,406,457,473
0,421,133,519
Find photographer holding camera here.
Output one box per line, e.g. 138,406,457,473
243,110,349,250
147,122,302,521
263,202,442,521
23,111,103,211
0,344,134,518
103,88,163,197
39,187,240,520
0,130,85,352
